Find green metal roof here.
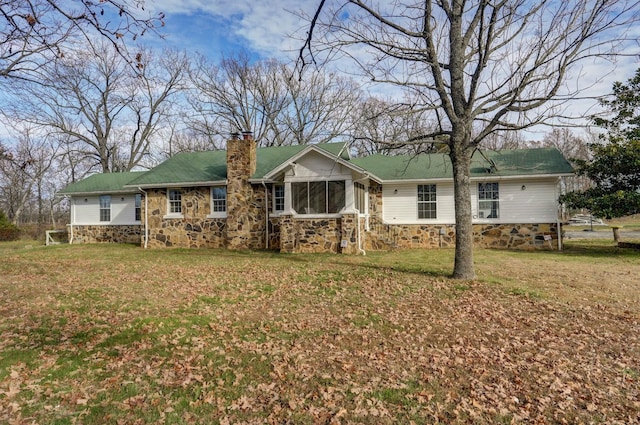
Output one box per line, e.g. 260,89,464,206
126,142,350,187
352,147,574,181
57,171,146,195
59,145,573,195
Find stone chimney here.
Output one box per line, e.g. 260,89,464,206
226,131,257,181
226,130,258,250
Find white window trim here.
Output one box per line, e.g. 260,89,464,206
164,188,184,219
134,194,142,222
477,182,500,220
417,184,437,220
99,195,111,222
272,184,285,215
207,186,227,219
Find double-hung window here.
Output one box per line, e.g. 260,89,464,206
168,189,182,214
211,186,227,214
478,182,499,218
135,194,141,221
417,184,437,219
273,184,284,212
99,195,111,222
292,180,345,214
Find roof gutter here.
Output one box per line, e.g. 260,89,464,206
124,180,228,190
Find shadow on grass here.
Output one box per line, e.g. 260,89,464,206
281,249,456,279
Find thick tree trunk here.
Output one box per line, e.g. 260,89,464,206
450,143,476,280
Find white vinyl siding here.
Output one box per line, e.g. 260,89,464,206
383,182,454,224
71,195,141,225
286,150,353,180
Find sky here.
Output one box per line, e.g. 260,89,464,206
1,0,638,144
140,0,640,140
144,0,316,62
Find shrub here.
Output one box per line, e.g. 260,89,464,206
0,210,20,241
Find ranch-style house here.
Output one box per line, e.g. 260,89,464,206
58,132,574,253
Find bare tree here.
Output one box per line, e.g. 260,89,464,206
350,96,444,156
540,128,592,194
282,68,363,145
0,0,163,81
1,41,189,173
481,132,528,151
0,130,58,224
189,53,284,145
300,0,640,279
190,53,363,147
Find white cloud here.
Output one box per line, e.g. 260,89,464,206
147,0,319,60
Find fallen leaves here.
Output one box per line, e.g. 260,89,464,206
0,245,639,424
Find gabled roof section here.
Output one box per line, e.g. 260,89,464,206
57,171,146,195
351,147,574,181
261,142,360,180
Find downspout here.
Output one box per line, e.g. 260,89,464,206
262,181,269,250
556,177,563,251
69,197,74,244
356,208,366,256
353,175,370,256
138,188,148,249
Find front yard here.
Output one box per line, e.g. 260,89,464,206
1,242,638,424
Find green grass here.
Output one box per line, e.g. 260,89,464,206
1,242,638,424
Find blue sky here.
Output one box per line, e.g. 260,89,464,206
144,0,316,62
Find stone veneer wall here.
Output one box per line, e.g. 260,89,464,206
235,184,268,250
279,215,343,253
71,225,142,244
268,217,282,251
144,187,227,248
143,184,268,249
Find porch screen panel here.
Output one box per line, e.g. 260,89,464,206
308,181,326,214
291,181,346,214
292,182,308,214
328,181,345,213
354,182,366,213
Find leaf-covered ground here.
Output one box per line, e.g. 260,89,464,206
0,243,638,424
